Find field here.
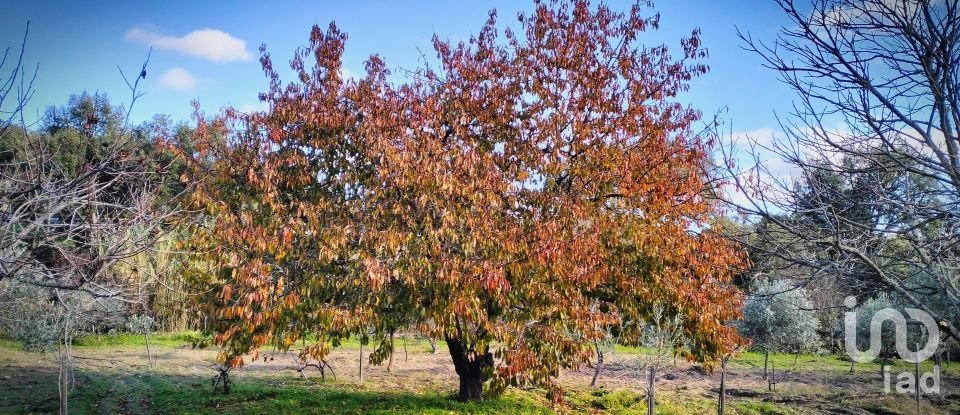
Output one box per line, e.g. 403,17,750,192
1,334,958,414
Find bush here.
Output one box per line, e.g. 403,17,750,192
739,280,820,354
851,293,930,361
126,315,155,335
0,280,63,352
0,279,135,352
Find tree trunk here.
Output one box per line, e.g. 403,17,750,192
446,336,491,402
218,368,231,394
387,330,395,373
591,338,603,387
763,350,769,380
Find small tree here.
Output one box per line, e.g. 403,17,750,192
126,315,155,366
851,294,896,374
850,293,933,376
637,305,685,415
739,280,820,378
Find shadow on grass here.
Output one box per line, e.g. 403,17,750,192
0,364,553,415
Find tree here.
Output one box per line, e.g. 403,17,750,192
637,305,685,414
724,0,960,342
43,92,123,138
739,280,820,378
851,294,896,373
0,28,176,413
176,0,746,402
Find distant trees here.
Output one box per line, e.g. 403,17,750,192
175,0,747,402
726,0,960,343
43,93,123,138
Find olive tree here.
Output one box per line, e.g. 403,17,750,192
739,280,820,378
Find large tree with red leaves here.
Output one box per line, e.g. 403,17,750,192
173,0,745,401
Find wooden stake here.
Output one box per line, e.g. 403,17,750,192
647,366,655,415
718,358,726,415
768,362,776,392
763,350,769,380
916,342,921,414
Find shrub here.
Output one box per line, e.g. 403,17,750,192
0,280,63,352
739,280,820,354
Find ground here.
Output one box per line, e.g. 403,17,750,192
0,333,957,414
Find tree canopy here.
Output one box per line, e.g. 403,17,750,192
174,0,746,401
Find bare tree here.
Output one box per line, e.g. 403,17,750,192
722,0,960,342
0,26,178,414
0,22,36,138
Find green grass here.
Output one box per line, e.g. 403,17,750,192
0,368,555,415
728,350,960,376
69,331,205,348
731,401,797,415
0,337,20,350
730,351,853,372
564,388,722,415
2,335,959,414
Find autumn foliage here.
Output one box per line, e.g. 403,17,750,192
172,0,745,401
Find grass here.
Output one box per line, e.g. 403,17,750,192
731,401,796,415
62,332,960,377
730,349,960,376
1,334,958,414
70,331,207,348
0,369,555,415
564,388,726,415
110,376,554,415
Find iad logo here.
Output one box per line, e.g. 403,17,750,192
843,296,940,394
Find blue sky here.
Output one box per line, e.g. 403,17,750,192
1,0,794,142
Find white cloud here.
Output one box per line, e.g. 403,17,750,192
125,26,252,62
158,67,197,91
237,101,268,114
816,0,944,29
732,127,776,149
